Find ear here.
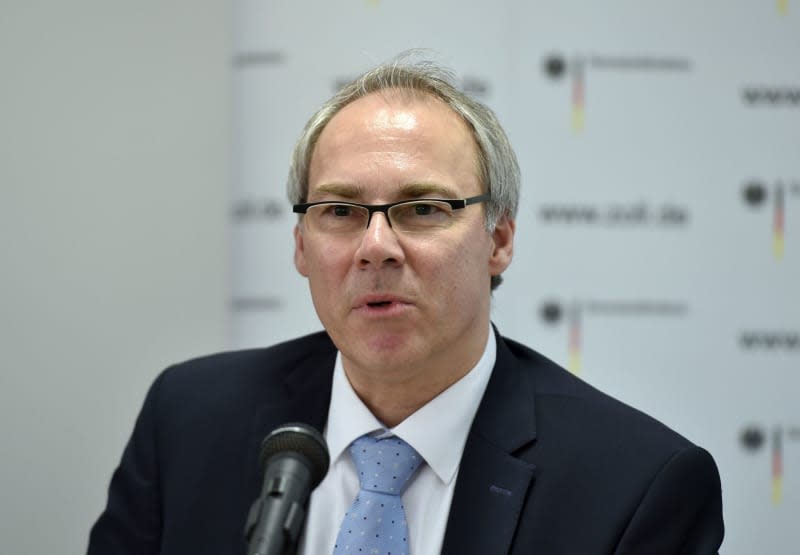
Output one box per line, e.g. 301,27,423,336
294,224,309,277
488,216,515,276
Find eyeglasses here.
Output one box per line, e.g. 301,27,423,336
293,193,491,235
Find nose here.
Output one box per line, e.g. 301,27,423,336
354,211,405,270
364,206,392,229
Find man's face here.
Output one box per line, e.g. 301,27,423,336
294,90,514,382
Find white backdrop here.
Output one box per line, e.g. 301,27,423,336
231,2,799,553
1,2,230,554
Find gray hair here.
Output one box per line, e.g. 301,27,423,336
287,54,520,289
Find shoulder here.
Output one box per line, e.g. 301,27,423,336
497,334,697,464
144,331,336,418
159,331,334,386
494,335,723,549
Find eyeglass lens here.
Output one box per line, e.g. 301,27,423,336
306,200,455,233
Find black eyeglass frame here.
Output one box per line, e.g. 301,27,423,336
292,193,491,229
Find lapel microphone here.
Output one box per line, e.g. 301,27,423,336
244,423,330,555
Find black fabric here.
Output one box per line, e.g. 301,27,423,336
88,330,723,554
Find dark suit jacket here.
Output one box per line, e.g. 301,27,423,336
88,330,724,554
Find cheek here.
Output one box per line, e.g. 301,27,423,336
451,235,494,289
418,240,484,292
305,241,352,281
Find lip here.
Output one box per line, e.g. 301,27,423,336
352,294,414,316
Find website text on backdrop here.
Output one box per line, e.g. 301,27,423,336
88,53,724,554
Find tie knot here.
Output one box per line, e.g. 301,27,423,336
349,435,422,495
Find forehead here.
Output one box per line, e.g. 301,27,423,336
307,90,481,199
329,88,467,133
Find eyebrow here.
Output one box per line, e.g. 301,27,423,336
399,183,460,199
308,182,460,202
309,183,363,200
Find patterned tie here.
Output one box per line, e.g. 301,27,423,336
333,434,423,555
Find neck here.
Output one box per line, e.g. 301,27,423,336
342,327,490,428
345,370,462,428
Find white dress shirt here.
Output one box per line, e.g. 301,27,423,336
297,327,497,555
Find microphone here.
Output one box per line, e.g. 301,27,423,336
244,423,330,555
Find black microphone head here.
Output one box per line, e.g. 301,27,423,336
260,423,330,488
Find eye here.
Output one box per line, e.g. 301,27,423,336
332,204,353,217
316,203,358,219
308,203,366,233
413,203,440,216
390,201,453,230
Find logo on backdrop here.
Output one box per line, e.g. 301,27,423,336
740,424,800,504
231,197,287,315
777,0,790,15
739,330,800,351
537,200,689,227
742,87,800,107
232,198,285,223
539,299,688,374
542,53,692,132
231,296,284,312
232,50,288,68
741,180,800,258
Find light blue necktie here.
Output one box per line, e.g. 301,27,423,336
333,434,423,555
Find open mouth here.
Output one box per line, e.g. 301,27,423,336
355,295,411,314
367,300,393,308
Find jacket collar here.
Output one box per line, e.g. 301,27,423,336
242,329,539,554
441,329,538,554
243,333,337,495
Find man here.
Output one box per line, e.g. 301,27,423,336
89,57,724,554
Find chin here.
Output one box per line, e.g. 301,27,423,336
361,331,413,353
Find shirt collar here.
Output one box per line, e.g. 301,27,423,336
324,325,497,486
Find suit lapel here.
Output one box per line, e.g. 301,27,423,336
441,332,538,555
243,335,337,497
